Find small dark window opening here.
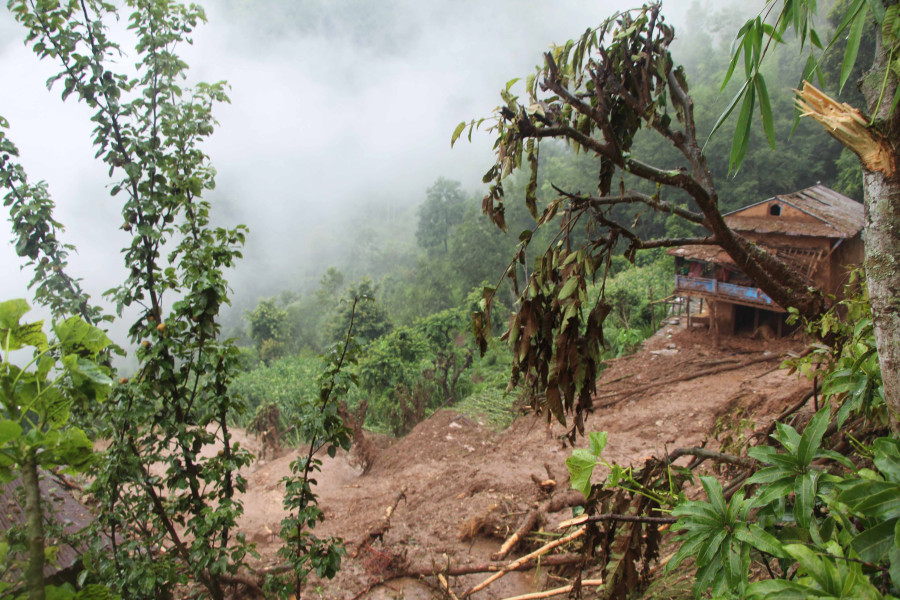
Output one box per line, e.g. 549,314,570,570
769,203,782,216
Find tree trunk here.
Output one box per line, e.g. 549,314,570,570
863,169,900,430
21,452,46,600
861,15,900,431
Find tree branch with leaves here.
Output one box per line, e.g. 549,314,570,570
459,4,825,435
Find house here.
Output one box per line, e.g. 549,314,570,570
669,184,864,337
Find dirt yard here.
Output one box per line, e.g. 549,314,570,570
234,320,812,599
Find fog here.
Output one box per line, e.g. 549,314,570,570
0,0,700,325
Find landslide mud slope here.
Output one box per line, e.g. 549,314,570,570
237,322,810,599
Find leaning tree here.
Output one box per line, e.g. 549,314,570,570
459,4,832,436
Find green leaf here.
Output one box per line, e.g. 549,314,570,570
773,421,802,454
73,357,113,387
588,431,607,456
873,437,900,482
889,543,900,591
705,79,750,151
797,406,830,466
0,420,22,445
747,466,792,485
866,0,886,24
735,523,787,558
840,4,869,92
566,448,597,497
557,277,580,301
754,74,776,149
451,121,466,148
667,530,709,573
0,299,47,352
0,299,30,329
672,501,725,528
726,535,743,587
794,470,820,530
696,527,728,568
851,518,897,563
784,543,829,589
752,478,794,507
54,317,111,355
729,84,755,172
700,475,727,516
746,578,810,599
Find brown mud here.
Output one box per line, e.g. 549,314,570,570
235,321,809,598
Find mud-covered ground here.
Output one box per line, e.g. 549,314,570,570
234,320,811,598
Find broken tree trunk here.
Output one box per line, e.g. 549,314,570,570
797,80,900,431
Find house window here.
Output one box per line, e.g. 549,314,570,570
769,203,782,216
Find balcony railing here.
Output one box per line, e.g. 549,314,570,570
674,274,776,307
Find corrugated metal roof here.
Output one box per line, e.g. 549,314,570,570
725,184,863,238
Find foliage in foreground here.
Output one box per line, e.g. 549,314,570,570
565,278,895,599
0,300,113,600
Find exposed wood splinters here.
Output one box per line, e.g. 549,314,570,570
795,82,896,177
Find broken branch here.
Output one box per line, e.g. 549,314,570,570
499,579,606,600
465,528,586,597
796,82,895,178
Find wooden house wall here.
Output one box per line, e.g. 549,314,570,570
735,201,820,221
829,235,865,297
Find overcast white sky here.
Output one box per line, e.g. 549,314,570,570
0,0,697,322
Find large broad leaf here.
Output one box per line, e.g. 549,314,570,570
54,317,111,356
0,298,29,330
873,438,900,482
44,426,93,470
73,357,113,387
842,481,900,520
588,431,607,456
0,303,47,352
0,420,22,445
851,518,898,563
784,544,830,590
566,448,597,497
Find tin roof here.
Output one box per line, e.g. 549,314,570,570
724,184,863,238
